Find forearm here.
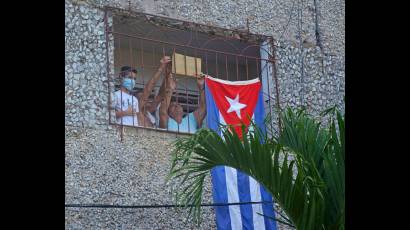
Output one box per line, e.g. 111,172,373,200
159,88,173,128
116,110,129,118
196,88,206,127
153,77,167,108
137,112,146,127
198,89,206,118
156,67,172,110
140,66,165,110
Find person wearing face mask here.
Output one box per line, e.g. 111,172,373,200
112,66,141,126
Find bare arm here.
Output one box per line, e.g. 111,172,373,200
139,56,171,111
159,72,176,129
152,76,167,110
116,108,131,118
193,76,206,128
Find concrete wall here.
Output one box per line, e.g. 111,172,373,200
65,126,216,229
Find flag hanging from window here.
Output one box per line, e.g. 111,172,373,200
205,75,277,230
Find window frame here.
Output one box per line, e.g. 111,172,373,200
103,6,281,137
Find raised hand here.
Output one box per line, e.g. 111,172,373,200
197,75,205,90
160,56,171,67
125,106,137,116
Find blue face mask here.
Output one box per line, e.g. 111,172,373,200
122,78,135,91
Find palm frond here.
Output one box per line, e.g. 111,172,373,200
168,106,344,230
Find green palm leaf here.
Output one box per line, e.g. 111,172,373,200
168,107,345,230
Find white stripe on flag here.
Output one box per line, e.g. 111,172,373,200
249,176,266,230
219,112,243,230
225,166,243,230
206,75,260,85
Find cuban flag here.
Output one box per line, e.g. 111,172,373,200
205,75,277,230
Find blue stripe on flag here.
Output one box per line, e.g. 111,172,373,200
237,170,254,230
211,166,231,230
260,185,277,230
205,83,221,134
254,89,267,141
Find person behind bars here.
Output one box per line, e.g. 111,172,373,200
111,66,141,126
159,71,206,134
135,56,171,128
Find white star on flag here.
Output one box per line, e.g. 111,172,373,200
225,94,247,119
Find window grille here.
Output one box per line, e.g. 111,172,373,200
103,7,280,137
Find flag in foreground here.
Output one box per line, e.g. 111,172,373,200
205,75,277,230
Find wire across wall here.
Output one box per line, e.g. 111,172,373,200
65,201,274,209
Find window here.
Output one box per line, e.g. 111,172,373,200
104,7,278,135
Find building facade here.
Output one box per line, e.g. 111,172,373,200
65,0,344,229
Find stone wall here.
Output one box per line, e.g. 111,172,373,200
65,126,216,229
275,44,344,113
65,0,111,128
65,0,344,229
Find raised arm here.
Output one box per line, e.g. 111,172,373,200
193,76,206,128
139,56,171,111
159,71,176,129
151,74,167,112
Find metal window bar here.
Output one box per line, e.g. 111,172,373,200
159,45,166,132
236,56,239,81
104,6,268,44
246,57,249,80
185,77,190,134
117,36,124,136
104,10,112,126
265,55,274,134
269,38,282,133
105,8,279,136
112,31,273,62
183,48,187,134
225,55,229,80
129,37,136,128
215,52,219,79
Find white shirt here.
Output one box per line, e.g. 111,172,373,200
146,111,156,126
144,104,161,127
112,90,139,126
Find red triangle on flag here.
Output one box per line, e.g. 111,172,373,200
206,76,261,138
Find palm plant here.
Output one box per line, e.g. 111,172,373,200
168,107,344,230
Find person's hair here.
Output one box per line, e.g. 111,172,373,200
119,70,131,79
134,90,143,98
119,66,137,78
